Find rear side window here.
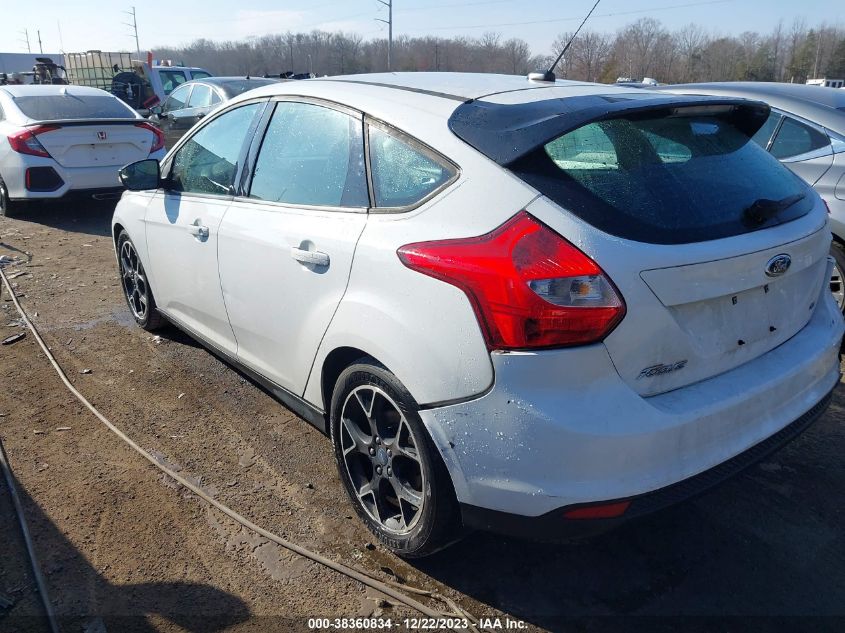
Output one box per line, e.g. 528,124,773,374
187,84,212,108
159,70,187,95
769,117,830,159
369,126,455,207
12,94,134,120
249,102,368,208
512,113,812,244
750,111,782,149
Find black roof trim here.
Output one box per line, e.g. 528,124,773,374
448,93,771,165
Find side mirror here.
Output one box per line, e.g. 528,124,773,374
150,104,163,115
119,159,161,191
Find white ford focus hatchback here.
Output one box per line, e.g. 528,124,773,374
0,84,166,215
112,73,844,557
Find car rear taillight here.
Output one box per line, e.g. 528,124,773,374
7,125,59,158
397,211,626,350
135,122,165,153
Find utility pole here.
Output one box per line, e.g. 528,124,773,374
37,30,43,54
19,29,31,53
123,6,140,55
375,0,393,71
813,32,822,79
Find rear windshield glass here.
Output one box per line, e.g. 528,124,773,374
510,113,813,244
13,95,134,120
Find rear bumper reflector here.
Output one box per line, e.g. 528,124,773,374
25,167,64,192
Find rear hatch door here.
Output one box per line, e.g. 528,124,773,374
457,92,831,395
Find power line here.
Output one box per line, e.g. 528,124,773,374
399,0,513,12
405,0,731,32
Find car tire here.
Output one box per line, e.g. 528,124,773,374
330,358,461,558
0,176,18,218
830,241,845,314
117,230,166,331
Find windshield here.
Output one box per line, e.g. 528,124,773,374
13,94,135,120
510,112,813,244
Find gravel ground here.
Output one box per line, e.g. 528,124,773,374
0,201,843,633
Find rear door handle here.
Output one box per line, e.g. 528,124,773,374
290,247,329,267
188,224,209,239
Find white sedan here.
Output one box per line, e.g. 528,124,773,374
0,84,165,215
112,73,843,557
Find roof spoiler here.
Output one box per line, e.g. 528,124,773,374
448,93,771,166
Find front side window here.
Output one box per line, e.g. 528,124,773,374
188,83,212,108
191,71,212,80
169,103,261,196
163,83,191,113
769,117,830,159
249,101,368,207
369,126,455,207
159,70,187,95
513,112,812,244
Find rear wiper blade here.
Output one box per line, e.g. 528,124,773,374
742,193,805,226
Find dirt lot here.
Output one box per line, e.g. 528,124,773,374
0,201,844,633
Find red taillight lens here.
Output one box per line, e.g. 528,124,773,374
135,122,165,153
397,211,626,350
7,125,59,158
563,500,630,520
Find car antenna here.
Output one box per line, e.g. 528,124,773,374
529,0,601,82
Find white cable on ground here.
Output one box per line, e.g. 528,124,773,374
0,265,461,625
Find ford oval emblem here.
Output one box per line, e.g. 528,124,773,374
765,254,791,277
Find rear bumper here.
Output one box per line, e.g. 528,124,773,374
458,387,834,539
4,150,164,200
419,262,844,533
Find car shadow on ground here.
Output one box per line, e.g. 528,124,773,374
409,411,845,632
5,199,116,237
0,468,250,632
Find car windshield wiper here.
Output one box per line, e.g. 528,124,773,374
742,193,805,226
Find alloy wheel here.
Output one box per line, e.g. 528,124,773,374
831,259,845,312
119,240,150,321
339,385,426,534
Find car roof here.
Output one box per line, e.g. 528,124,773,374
225,72,763,160
186,76,283,97
0,84,113,98
655,82,845,133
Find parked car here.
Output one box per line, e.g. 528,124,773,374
112,73,843,557
149,77,284,148
654,82,845,311
0,84,166,216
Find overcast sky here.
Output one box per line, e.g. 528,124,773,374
1,0,837,58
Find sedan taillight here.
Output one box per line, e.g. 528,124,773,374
134,122,166,154
7,125,60,158
397,211,626,350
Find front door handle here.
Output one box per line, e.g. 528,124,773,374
290,247,329,267
188,223,209,239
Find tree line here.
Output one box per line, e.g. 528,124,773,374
152,17,845,84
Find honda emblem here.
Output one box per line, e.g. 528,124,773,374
97,131,107,140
